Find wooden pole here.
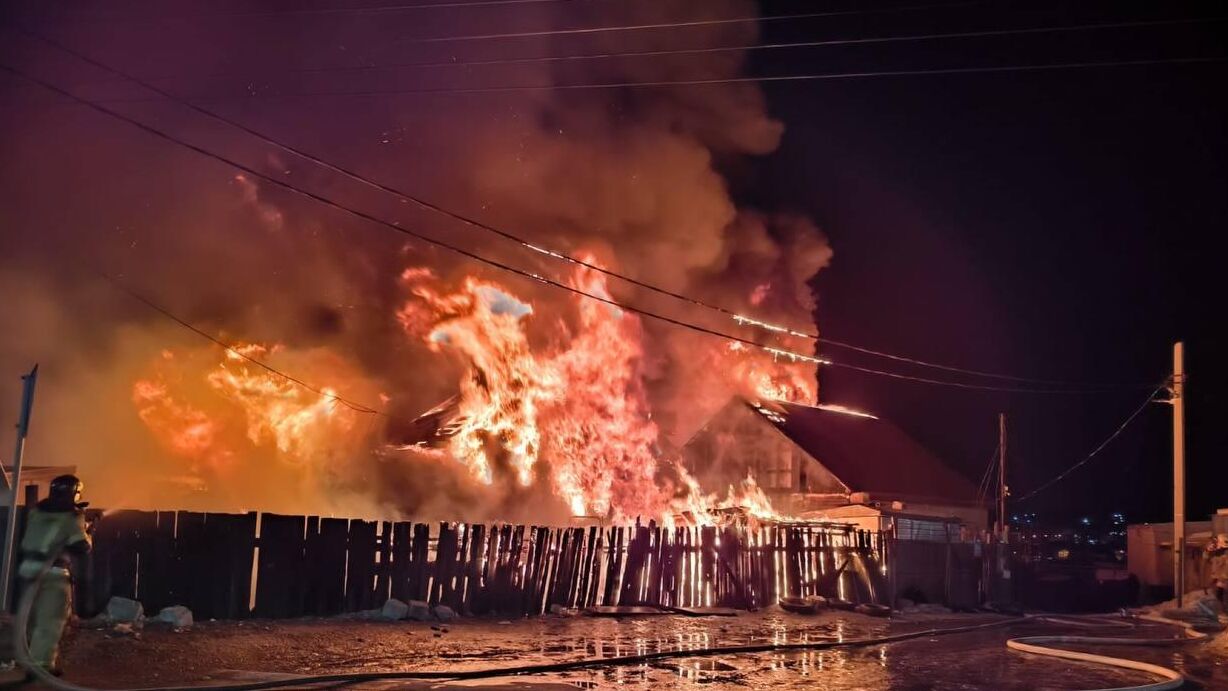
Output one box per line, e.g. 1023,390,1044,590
998,412,1008,542
1172,341,1186,608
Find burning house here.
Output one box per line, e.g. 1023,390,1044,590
681,398,987,534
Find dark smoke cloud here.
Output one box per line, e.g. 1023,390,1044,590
0,0,829,517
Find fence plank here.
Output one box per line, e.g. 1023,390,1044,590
504,525,525,614
375,521,393,605
408,523,430,602
137,512,176,613
390,522,412,603
463,523,486,613
603,527,623,605
345,520,378,611
254,513,305,618
219,512,257,619
619,525,650,605
303,517,348,615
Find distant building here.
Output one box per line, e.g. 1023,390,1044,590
1,465,79,506
1128,509,1228,600
681,398,988,533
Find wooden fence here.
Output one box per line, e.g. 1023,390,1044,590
56,510,888,619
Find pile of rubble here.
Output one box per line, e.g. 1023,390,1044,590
83,597,194,635
358,599,457,623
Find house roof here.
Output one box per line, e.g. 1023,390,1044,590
748,399,979,503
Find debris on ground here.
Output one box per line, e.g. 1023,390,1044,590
380,598,409,621
104,596,144,623
111,622,137,637
157,606,194,629
1148,595,1228,632
407,600,432,621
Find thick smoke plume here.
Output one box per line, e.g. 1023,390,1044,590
0,1,830,519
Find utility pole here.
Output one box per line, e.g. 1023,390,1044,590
1172,342,1186,608
997,413,1008,542
1,365,40,611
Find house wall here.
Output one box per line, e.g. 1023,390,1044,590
884,501,988,533
680,400,985,532
1,466,77,506
682,401,845,495
1127,521,1213,592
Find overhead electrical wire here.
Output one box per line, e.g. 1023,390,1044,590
39,0,977,23
1012,382,1168,503
209,56,1228,97
56,16,1226,94
377,1,982,45
52,56,1227,106
975,443,1000,505
2,60,1123,395
13,27,1164,392
45,0,589,21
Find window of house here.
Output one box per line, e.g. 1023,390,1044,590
896,518,954,542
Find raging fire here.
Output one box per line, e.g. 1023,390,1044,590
130,342,377,512
395,258,814,523
131,259,817,522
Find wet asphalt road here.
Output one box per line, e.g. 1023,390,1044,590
4,609,1224,691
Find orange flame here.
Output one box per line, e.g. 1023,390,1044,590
398,257,809,523
131,262,813,521
131,342,373,511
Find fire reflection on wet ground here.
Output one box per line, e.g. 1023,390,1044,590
59,610,1226,691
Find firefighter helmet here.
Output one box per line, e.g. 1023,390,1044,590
48,474,83,502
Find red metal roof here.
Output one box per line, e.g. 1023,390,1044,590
748,400,979,503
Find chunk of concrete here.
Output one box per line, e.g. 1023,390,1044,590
433,605,457,622
157,605,193,628
380,598,409,621
407,600,432,621
104,596,144,623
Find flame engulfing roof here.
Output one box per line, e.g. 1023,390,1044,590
748,399,979,503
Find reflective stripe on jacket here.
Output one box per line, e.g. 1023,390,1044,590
17,506,91,580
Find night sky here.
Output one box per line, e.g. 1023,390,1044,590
1,1,1225,523
749,0,1227,523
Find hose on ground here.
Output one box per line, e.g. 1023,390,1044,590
11,551,1213,691
1008,614,1209,691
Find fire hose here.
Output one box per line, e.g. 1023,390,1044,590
11,551,1212,691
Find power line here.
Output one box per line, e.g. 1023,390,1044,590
11,28,1161,392
1012,383,1167,503
96,270,384,416
60,16,1225,88
377,2,981,45
2,60,1121,395
49,55,1223,106
976,442,999,505
43,0,586,21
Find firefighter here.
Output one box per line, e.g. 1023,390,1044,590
1204,533,1228,610
16,474,93,677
